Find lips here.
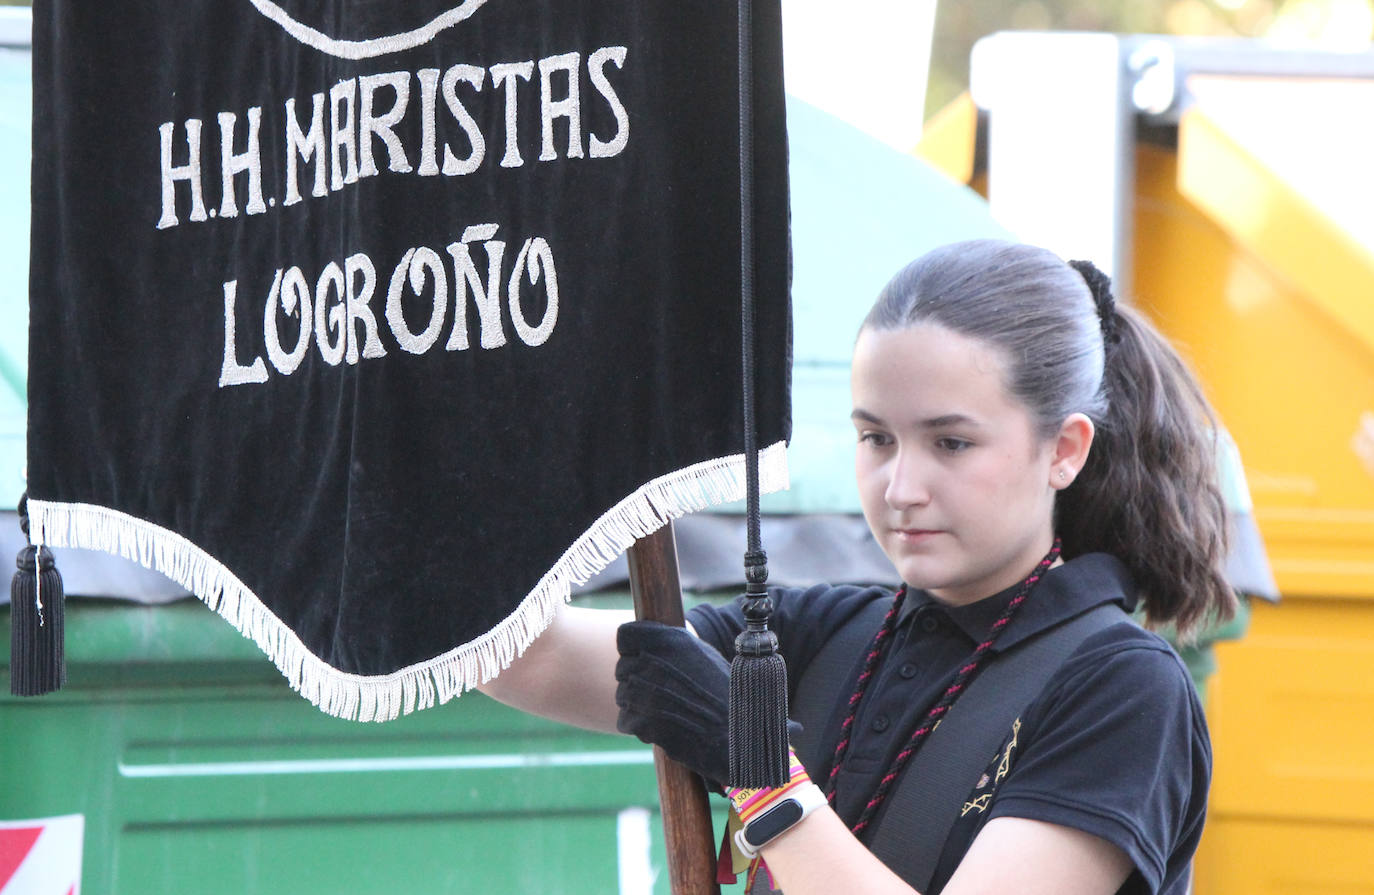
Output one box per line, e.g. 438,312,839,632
892,527,942,541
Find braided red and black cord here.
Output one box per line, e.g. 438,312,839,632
825,538,1063,839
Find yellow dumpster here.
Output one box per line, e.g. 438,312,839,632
1143,74,1374,895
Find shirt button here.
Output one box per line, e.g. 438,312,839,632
872,715,891,732
919,615,940,633
899,663,918,679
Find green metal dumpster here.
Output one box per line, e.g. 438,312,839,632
2,594,676,894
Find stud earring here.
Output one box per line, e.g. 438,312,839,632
1058,469,1067,482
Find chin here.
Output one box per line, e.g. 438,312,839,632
892,558,986,605
890,556,954,592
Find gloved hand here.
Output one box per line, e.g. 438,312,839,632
615,620,733,788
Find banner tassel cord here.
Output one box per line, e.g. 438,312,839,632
728,0,790,790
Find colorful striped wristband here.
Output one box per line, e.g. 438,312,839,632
726,748,827,858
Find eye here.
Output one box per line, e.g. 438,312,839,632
858,430,893,448
935,436,973,454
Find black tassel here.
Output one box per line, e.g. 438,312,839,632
728,550,790,788
10,496,66,696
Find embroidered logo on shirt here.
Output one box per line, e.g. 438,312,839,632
961,793,993,817
995,718,1021,784
961,717,1021,817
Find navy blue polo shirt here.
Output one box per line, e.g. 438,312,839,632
687,553,1210,895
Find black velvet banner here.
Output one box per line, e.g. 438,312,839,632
26,0,791,719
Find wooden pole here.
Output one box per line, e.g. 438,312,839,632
627,522,722,895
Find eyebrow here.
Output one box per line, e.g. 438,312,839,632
850,409,978,429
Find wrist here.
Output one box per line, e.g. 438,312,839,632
727,748,828,858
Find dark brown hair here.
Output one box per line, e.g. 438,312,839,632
863,239,1234,635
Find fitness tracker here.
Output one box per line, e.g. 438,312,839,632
733,781,828,858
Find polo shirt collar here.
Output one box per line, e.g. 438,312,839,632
900,553,1137,652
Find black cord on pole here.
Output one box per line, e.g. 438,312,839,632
738,0,760,561
728,0,790,789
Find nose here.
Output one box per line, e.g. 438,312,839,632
884,448,931,510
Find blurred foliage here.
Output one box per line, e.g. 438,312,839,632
928,0,1374,115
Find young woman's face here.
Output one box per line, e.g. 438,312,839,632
851,323,1061,606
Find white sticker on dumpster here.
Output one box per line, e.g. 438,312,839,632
0,815,83,895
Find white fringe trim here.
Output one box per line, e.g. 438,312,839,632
27,442,788,722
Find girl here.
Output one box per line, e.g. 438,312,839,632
481,239,1234,894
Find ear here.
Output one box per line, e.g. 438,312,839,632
1049,413,1095,490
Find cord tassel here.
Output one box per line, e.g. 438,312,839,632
10,495,67,696
729,551,790,788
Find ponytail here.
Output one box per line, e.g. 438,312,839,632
1056,305,1235,636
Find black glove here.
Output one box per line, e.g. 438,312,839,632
615,620,733,788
